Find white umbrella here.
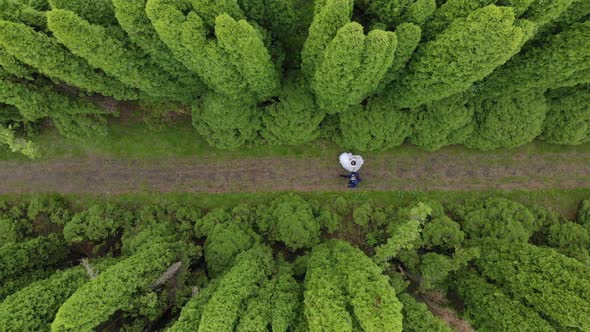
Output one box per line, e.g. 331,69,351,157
339,152,364,172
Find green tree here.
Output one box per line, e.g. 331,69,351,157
379,23,422,88
0,123,38,158
0,75,109,140
368,0,435,26
398,293,453,332
411,94,474,151
303,0,398,113
0,259,116,332
455,272,555,332
0,20,139,100
0,46,35,79
197,246,274,332
337,96,413,151
63,203,134,245
547,221,590,264
481,21,590,96
192,92,261,150
388,5,529,108
261,76,325,145
305,240,403,332
465,90,548,150
111,0,204,91
46,9,200,103
473,238,590,330
194,208,260,277
0,234,69,282
453,197,536,242
541,85,590,145
51,241,197,331
48,0,117,25
422,216,465,250
256,193,321,251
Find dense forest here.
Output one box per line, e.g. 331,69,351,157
0,0,588,156
1,193,590,331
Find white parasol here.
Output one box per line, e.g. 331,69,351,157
339,152,364,172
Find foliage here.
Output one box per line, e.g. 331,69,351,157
541,85,590,145
63,203,134,245
453,197,537,241
547,221,590,264
111,0,204,91
465,90,548,150
472,238,590,330
398,293,452,332
0,123,38,158
46,9,198,103
455,272,555,332
191,92,261,150
388,5,528,108
302,0,397,114
337,97,413,151
0,234,69,282
0,20,139,100
48,0,117,26
51,241,197,331
261,76,325,145
257,193,321,251
411,94,474,150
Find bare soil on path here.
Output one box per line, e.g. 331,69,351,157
1,148,589,193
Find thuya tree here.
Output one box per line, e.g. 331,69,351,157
302,0,398,114
481,21,590,97
471,238,590,330
46,9,200,103
0,20,140,100
541,85,590,145
191,92,261,150
112,0,204,92
410,93,474,151
51,241,197,331
304,240,403,332
261,75,325,146
455,272,555,332
387,5,530,109
337,96,413,152
465,90,547,150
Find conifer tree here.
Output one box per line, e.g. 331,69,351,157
51,241,195,331
472,238,590,330
337,97,413,151
261,76,324,145
481,21,590,97
0,234,69,282
411,94,474,151
111,0,204,91
48,0,117,26
542,85,590,145
302,0,398,113
0,75,109,140
388,5,528,108
192,92,261,150
0,46,35,80
305,240,403,332
46,9,200,103
465,90,548,150
455,272,555,332
197,246,274,332
379,23,422,88
0,20,139,100
147,0,279,102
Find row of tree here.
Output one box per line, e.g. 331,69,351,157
1,193,590,330
0,0,588,154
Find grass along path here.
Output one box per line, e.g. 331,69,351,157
2,117,590,194
1,146,589,194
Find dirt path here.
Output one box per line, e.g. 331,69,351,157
1,148,590,193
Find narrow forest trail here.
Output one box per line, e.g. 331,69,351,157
1,148,590,193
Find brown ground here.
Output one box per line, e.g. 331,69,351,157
1,149,589,193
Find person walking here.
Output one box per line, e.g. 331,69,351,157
339,153,364,188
